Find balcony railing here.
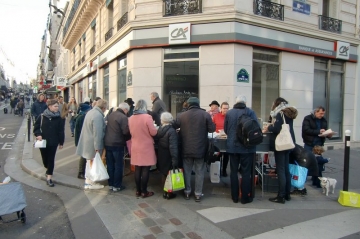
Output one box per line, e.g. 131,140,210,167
105,28,113,42
82,56,85,63
319,15,342,34
90,45,95,55
63,0,81,38
163,0,202,17
78,60,81,66
72,66,75,71
253,0,284,21
117,12,128,31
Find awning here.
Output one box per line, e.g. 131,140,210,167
44,86,60,94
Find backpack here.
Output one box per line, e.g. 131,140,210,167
236,108,263,147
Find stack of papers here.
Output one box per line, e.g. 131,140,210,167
319,129,336,137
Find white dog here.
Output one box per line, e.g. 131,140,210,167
318,177,337,196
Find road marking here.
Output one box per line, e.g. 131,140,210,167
0,142,14,150
246,210,360,239
197,207,273,223
0,127,5,131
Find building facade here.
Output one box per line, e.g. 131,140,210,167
57,0,360,147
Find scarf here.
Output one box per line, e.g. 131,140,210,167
42,108,60,119
270,102,288,119
133,109,147,115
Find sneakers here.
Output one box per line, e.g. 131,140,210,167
46,179,54,187
84,183,104,190
113,186,126,192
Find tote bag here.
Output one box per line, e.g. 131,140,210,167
275,112,295,151
289,161,308,188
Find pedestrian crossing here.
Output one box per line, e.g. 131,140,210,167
197,207,360,239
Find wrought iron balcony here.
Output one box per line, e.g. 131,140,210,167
105,28,113,42
319,15,342,34
72,66,75,71
163,0,202,17
63,0,81,38
90,45,95,55
117,12,128,31
82,56,85,63
253,0,284,21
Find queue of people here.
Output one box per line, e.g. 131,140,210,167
32,91,334,206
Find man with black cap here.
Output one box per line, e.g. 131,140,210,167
175,97,215,202
124,98,135,116
208,100,220,119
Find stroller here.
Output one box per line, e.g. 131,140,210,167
0,182,27,223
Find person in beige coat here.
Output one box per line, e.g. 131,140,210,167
129,99,158,198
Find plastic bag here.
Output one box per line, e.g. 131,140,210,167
164,173,173,192
89,152,109,182
171,169,185,191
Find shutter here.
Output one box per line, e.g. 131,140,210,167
329,0,339,19
82,33,86,40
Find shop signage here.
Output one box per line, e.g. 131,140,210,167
127,71,132,86
57,77,67,87
237,69,249,83
293,1,311,15
335,41,350,60
169,23,191,45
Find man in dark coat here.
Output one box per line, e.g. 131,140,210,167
74,103,92,179
302,106,333,152
31,94,47,121
104,102,130,192
150,92,166,119
224,95,259,204
175,97,215,202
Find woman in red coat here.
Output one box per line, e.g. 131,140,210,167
129,99,158,198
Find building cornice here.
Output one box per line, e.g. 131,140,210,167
62,0,103,50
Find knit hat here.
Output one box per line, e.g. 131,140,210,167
80,103,91,112
84,97,90,103
209,100,220,107
187,97,200,106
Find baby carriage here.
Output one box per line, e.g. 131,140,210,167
0,182,27,223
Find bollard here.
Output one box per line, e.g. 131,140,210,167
343,130,351,191
27,114,31,142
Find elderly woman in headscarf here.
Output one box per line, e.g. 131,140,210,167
263,97,298,204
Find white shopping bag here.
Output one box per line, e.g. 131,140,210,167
34,140,47,148
88,152,109,182
210,161,221,183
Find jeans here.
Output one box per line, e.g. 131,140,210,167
69,117,75,134
183,157,205,196
18,108,23,116
304,144,313,153
105,146,125,188
40,145,58,175
274,150,291,197
229,153,254,201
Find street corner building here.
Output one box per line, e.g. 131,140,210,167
45,0,360,149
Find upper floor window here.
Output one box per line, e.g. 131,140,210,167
163,0,202,17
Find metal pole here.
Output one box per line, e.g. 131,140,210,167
27,113,31,142
343,130,351,191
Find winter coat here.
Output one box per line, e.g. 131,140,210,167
129,113,158,166
175,105,215,158
31,101,47,119
147,110,161,126
290,144,319,176
76,106,106,159
33,114,65,147
74,111,88,146
152,97,166,118
224,103,259,154
267,107,297,152
156,124,178,175
10,99,18,108
302,113,328,146
104,109,130,147
17,101,25,109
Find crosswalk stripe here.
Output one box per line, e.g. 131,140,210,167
246,210,360,239
197,207,273,223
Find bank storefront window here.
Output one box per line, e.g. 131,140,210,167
314,58,344,139
163,47,199,117
252,48,279,124
118,57,127,105
103,65,109,103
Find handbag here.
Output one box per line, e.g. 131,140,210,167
88,152,109,182
289,161,308,188
164,169,185,192
275,112,295,151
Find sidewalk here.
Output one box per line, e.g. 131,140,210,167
21,119,360,238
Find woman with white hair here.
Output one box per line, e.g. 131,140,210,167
129,99,158,198
157,112,179,199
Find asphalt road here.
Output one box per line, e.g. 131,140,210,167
0,104,75,239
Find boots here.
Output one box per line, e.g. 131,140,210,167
269,196,285,204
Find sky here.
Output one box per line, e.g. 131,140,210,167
0,0,50,84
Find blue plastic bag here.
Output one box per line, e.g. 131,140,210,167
289,162,308,188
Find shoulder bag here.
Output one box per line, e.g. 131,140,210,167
275,112,295,151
